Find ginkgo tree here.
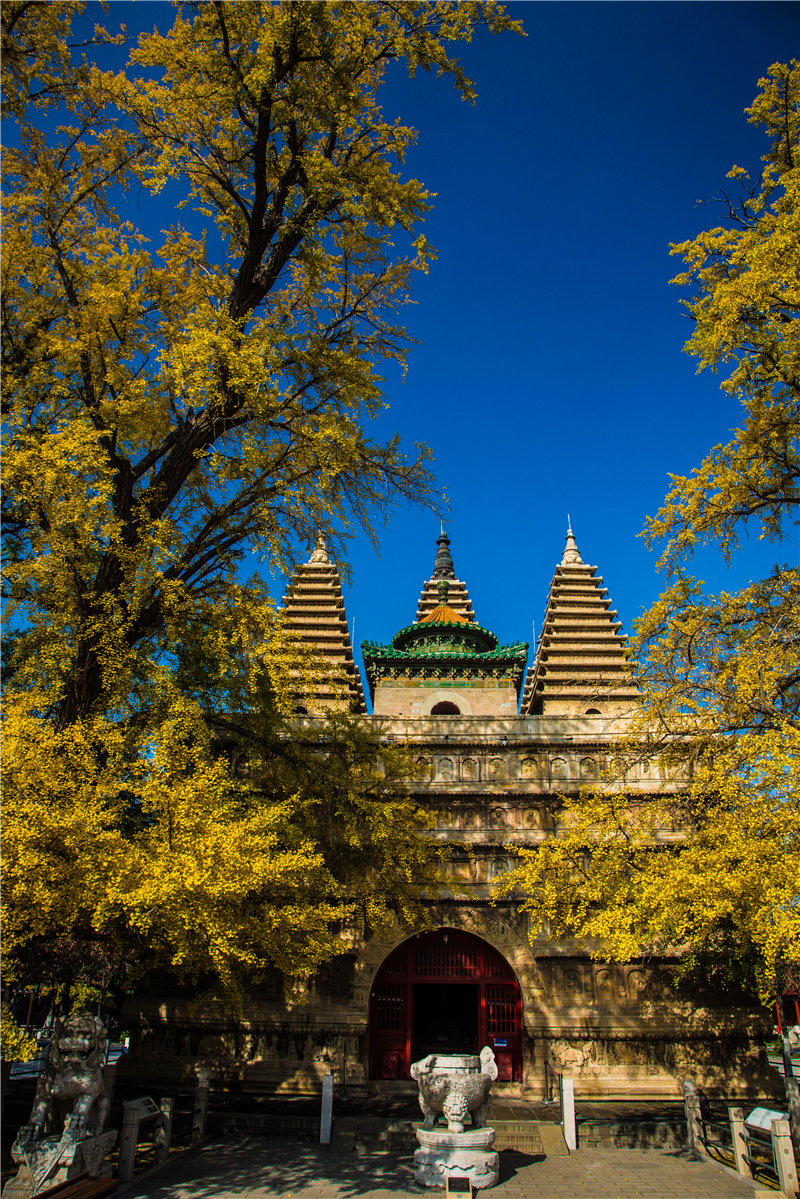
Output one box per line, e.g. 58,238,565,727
496,61,800,1003
1,1,521,1009
2,0,519,728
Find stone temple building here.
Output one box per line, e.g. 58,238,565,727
120,527,775,1100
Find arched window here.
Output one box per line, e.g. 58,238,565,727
294,706,308,715
431,701,460,715
585,708,601,715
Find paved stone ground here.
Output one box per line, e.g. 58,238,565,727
119,1139,764,1199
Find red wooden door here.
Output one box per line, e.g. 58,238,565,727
369,930,522,1082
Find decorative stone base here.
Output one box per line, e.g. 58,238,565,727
0,1166,34,1199
2,1131,117,1199
414,1127,499,1190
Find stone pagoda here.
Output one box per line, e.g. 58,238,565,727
520,521,639,720
361,531,528,719
280,537,366,713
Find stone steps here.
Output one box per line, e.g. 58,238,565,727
207,1108,569,1159
352,1118,421,1153
348,1118,568,1157
208,1112,319,1140
492,1120,568,1156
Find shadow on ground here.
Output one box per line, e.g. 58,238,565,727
497,1150,545,1182
124,1142,552,1198
126,1140,419,1197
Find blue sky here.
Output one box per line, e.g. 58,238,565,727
26,3,800,703
329,0,800,688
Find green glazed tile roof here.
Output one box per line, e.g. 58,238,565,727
361,643,529,662
362,617,528,664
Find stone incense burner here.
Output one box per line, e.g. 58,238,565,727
411,1047,499,1189
411,1047,497,1133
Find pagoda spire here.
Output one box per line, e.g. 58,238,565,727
415,529,476,622
432,527,456,580
307,535,330,565
561,516,583,565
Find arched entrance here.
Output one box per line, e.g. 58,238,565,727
369,929,522,1083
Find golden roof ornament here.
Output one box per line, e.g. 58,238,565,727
420,576,469,625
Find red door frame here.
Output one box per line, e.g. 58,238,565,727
369,929,523,1082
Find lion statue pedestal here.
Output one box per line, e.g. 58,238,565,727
3,1015,117,1199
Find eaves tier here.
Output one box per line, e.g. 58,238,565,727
520,524,639,718
280,540,366,714
362,532,528,720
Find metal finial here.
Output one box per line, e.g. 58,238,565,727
432,527,455,580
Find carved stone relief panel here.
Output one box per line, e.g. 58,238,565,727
416,756,433,781
487,757,508,781
520,756,540,780
605,1038,663,1076
537,965,553,996
550,757,568,781
642,756,662,781
549,1038,604,1076
580,756,598,779
626,968,660,1000
438,757,454,781
461,757,479,781
462,807,479,830
594,967,618,1002
489,807,506,828
438,807,453,829
562,968,583,999
663,809,691,833
522,806,542,830
315,956,356,1001
490,857,511,878
526,968,547,1001
448,857,475,881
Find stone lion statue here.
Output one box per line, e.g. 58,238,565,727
19,1014,110,1145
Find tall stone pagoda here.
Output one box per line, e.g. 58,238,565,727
520,521,639,719
280,537,366,713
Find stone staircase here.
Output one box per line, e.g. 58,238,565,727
350,1118,419,1153
493,1120,568,1156
208,1111,320,1140
334,1117,568,1157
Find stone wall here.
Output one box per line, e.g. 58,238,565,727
116,712,780,1101
118,904,780,1100
372,683,520,719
